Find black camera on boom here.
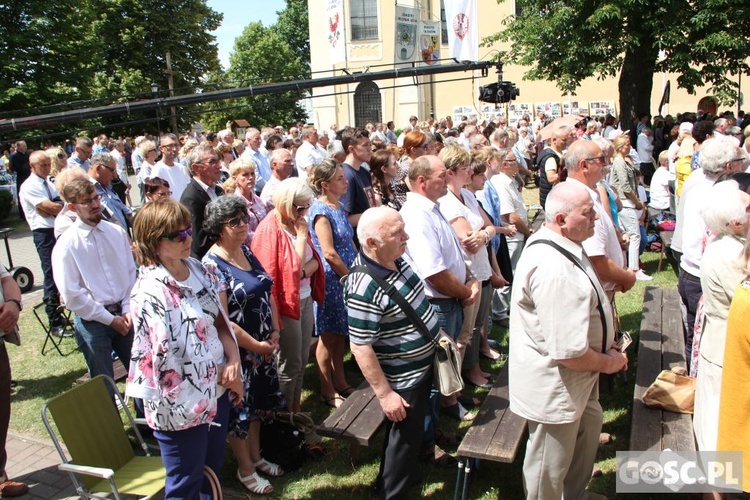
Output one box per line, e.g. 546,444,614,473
478,62,520,104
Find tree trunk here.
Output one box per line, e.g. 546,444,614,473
618,40,658,136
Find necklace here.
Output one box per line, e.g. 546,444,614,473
214,246,250,271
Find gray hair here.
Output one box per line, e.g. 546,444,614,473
492,129,509,143
269,148,290,164
300,125,317,140
700,135,741,176
217,129,234,142
76,136,93,148
702,180,750,236
544,182,589,222
327,140,345,157
203,195,249,243
89,152,112,169
714,118,729,129
185,145,216,176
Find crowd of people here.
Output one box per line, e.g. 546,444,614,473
0,105,749,498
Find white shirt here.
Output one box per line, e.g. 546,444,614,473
672,168,706,254
667,140,681,175
677,173,715,276
438,189,492,281
649,167,671,210
636,133,654,163
193,177,219,201
19,173,60,230
295,141,324,180
509,226,614,424
492,172,528,242
110,149,128,184
151,160,190,201
52,218,136,325
400,192,467,299
567,178,623,291
260,175,282,206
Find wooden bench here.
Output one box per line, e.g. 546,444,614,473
657,230,674,272
454,363,526,500
630,286,696,452
316,381,385,461
75,359,128,385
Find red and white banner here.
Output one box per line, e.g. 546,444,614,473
326,0,346,65
445,0,478,62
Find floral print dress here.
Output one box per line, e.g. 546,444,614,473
203,246,286,438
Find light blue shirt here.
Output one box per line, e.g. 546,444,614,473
477,180,502,253
244,149,271,194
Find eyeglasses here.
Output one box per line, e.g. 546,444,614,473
729,157,748,165
199,158,221,166
504,158,518,163
152,190,172,198
100,163,116,173
76,194,102,206
585,156,606,164
161,226,193,243
223,215,250,228
160,143,178,149
294,203,311,212
56,153,65,159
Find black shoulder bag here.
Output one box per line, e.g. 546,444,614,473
526,239,615,394
350,265,464,396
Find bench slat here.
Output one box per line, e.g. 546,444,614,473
660,288,696,452
457,364,526,462
631,287,665,452
316,382,385,447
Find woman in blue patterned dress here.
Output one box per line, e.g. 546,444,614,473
202,195,286,496
308,159,357,408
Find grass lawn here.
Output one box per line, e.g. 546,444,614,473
7,226,681,498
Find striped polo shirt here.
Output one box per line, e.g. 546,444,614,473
344,253,437,391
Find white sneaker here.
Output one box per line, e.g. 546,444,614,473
635,270,653,281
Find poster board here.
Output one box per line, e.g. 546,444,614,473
535,102,562,119
452,105,479,124
508,102,533,126
562,101,589,117
589,101,617,117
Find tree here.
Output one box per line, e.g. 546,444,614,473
200,22,308,132
273,0,311,78
0,0,223,141
484,0,750,131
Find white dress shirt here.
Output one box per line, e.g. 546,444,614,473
492,172,528,243
19,173,60,230
295,141,324,180
52,218,136,325
400,192,467,299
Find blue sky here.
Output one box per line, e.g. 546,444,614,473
207,0,287,69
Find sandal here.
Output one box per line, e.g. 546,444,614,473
236,470,273,495
320,395,346,408
335,385,356,398
254,458,284,477
441,402,476,422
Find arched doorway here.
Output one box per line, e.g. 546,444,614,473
353,81,382,127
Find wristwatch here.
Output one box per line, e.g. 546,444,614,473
6,299,21,311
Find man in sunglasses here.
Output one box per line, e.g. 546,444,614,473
88,153,131,230
180,145,224,259
52,178,136,384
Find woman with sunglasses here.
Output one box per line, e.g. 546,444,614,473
252,178,324,413
127,199,242,499
143,177,171,202
222,158,272,245
45,146,68,182
393,130,429,206
202,195,286,495
307,159,357,408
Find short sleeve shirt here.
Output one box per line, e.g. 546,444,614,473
340,163,376,217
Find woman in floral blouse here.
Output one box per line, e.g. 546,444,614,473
222,158,272,245
126,199,241,499
202,196,286,495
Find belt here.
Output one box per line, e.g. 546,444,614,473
679,269,700,283
103,303,122,315
428,297,460,306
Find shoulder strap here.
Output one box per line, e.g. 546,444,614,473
350,265,438,347
527,239,608,353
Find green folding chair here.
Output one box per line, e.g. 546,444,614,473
41,375,166,499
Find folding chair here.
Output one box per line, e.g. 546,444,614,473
41,375,166,499
34,302,76,356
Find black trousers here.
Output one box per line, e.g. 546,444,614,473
378,382,431,500
32,228,61,323
0,342,11,479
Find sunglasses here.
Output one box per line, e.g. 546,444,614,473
161,226,193,243
56,153,65,159
294,203,311,212
223,215,250,228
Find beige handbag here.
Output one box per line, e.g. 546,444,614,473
642,367,696,414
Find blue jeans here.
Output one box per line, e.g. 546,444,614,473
423,298,463,449
73,315,133,381
154,391,230,500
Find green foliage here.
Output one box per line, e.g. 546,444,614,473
485,0,750,130
200,7,310,132
0,0,222,139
